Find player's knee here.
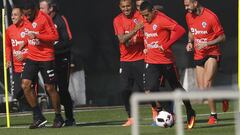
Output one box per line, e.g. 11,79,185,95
21,79,31,91
203,80,212,88
45,84,56,93
145,90,151,94
196,81,204,89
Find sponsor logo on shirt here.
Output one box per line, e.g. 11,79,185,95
26,30,40,45
146,41,159,49
27,30,39,35
11,39,25,47
28,39,40,46
190,28,208,35
144,32,158,39
195,38,208,44
13,49,27,56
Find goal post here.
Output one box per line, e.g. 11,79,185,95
130,90,240,135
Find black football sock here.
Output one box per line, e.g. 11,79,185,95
33,106,42,118
183,100,193,112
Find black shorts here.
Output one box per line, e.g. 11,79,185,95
194,55,221,67
144,63,182,92
13,71,38,98
22,59,55,84
12,72,23,99
119,59,145,92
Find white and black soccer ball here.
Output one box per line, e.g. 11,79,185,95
155,111,174,128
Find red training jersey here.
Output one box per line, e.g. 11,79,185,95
26,11,59,61
113,11,144,62
6,20,29,73
143,11,184,64
186,7,224,60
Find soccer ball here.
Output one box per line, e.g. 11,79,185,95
155,111,174,128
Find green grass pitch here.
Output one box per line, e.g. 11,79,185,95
0,102,237,135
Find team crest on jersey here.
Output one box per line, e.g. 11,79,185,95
202,22,207,28
20,32,26,38
133,18,138,24
153,24,158,31
32,22,37,28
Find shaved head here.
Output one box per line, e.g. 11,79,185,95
119,0,134,17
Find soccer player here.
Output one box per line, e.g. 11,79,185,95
140,1,196,129
39,0,75,126
184,0,227,124
6,7,28,110
136,0,166,122
20,0,64,128
113,0,145,126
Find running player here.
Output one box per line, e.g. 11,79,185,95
20,0,64,128
39,0,75,126
113,0,145,126
140,1,196,129
184,0,227,125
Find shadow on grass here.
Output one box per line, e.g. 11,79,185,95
1,120,125,128
195,117,235,124
195,123,234,129
193,117,235,129
76,120,124,127
0,122,31,127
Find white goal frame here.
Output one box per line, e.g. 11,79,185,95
130,90,240,135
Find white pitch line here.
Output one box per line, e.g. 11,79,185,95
0,122,123,129
0,107,124,118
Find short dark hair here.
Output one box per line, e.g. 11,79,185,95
189,0,198,3
119,0,134,6
13,4,22,10
12,6,23,14
20,0,36,10
39,0,59,12
140,1,153,12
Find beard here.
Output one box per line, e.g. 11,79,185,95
191,8,197,14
